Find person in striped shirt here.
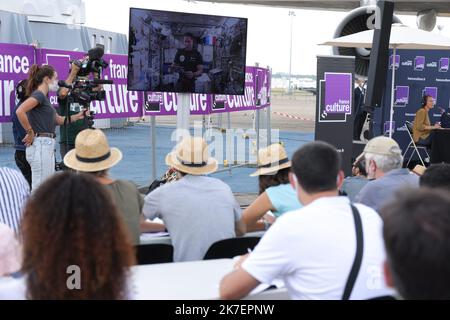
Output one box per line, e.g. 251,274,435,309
0,167,30,234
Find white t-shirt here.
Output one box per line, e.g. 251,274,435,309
242,196,395,300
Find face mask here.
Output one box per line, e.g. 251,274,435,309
48,80,59,92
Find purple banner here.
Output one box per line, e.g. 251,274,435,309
210,67,258,113
36,48,143,119
318,72,352,123
255,67,270,108
0,43,270,121
0,43,35,122
324,73,351,114
144,92,210,116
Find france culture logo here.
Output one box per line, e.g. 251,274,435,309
395,86,409,107
389,54,400,70
414,56,425,71
318,72,352,123
422,87,438,104
439,58,449,72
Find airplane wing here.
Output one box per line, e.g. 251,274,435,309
192,1,450,16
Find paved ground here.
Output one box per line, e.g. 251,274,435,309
154,92,316,133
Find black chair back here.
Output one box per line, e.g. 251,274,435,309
135,244,174,265
203,237,261,260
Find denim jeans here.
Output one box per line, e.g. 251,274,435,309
26,137,55,191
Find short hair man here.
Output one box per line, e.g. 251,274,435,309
381,188,450,299
171,33,203,92
355,136,419,212
419,163,450,192
220,141,393,300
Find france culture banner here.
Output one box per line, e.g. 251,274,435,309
35,48,143,119
0,43,271,122
318,72,352,123
378,49,450,150
143,92,210,116
211,67,260,114
0,43,35,122
143,66,270,116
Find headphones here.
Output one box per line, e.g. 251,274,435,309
421,94,431,107
15,79,27,102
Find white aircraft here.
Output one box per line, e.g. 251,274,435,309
193,0,450,76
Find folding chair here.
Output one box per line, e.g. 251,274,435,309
403,121,430,167
135,244,174,265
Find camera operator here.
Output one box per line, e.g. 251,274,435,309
57,61,86,162
58,60,105,164
16,64,87,190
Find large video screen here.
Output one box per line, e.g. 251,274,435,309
127,8,248,95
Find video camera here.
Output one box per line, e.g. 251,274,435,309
58,45,113,128
71,45,109,77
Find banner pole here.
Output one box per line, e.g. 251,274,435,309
267,66,271,145
177,93,190,132
151,115,157,181
255,63,260,164
389,46,397,138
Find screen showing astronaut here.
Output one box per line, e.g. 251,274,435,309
127,8,248,94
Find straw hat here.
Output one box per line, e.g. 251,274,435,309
165,136,218,175
64,129,123,172
250,143,292,177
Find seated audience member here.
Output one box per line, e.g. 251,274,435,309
419,163,450,192
143,135,246,262
242,144,301,231
220,141,393,300
381,188,450,299
341,158,369,202
0,167,30,234
355,136,419,212
63,129,165,245
0,224,21,276
412,95,441,150
0,172,135,299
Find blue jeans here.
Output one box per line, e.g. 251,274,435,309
26,137,55,191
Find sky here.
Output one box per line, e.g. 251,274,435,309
83,0,450,75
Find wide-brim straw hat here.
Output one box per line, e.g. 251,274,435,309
250,143,292,177
64,129,122,172
166,136,218,175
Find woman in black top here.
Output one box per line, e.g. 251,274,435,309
16,64,85,190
